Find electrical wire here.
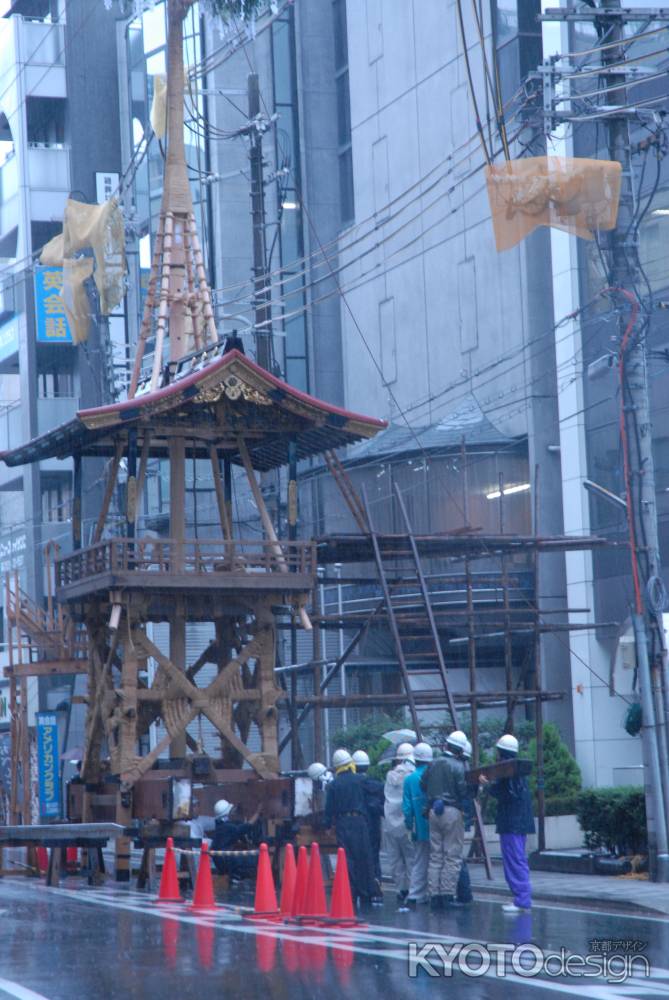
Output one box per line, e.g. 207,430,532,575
455,0,492,166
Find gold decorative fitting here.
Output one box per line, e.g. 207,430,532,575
196,373,272,406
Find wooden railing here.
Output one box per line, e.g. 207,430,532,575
56,537,317,587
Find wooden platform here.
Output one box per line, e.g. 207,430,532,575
55,536,316,602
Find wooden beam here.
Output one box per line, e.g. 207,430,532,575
5,660,88,678
94,440,124,544
209,445,232,540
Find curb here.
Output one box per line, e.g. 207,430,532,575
470,880,669,918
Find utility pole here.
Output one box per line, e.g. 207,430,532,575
602,0,669,882
247,73,272,370
541,0,669,880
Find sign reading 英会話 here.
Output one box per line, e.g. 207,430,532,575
36,712,61,820
34,266,73,344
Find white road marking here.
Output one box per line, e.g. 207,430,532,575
8,881,665,1000
0,977,51,1000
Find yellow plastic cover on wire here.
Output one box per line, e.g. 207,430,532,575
39,198,125,343
150,73,167,139
485,156,622,252
63,198,125,315
61,257,95,345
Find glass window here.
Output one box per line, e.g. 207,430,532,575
286,356,307,393
333,0,348,72
272,18,293,106
339,147,354,225
280,202,301,264
496,0,518,46
336,71,352,147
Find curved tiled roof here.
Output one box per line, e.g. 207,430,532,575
0,350,386,471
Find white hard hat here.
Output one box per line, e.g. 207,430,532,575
395,742,415,763
352,750,370,768
463,739,472,760
307,762,327,781
496,733,519,754
214,798,233,819
413,742,433,763
332,748,353,768
446,730,468,752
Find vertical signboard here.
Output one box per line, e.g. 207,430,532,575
34,266,73,344
36,712,60,820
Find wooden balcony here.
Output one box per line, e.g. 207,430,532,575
55,536,317,601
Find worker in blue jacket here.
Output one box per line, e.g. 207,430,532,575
481,734,535,914
402,742,433,908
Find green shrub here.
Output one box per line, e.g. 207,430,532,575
329,712,403,780
527,724,582,802
544,793,581,817
576,787,647,855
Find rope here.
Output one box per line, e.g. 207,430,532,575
171,846,259,858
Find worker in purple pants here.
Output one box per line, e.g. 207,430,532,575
481,734,535,914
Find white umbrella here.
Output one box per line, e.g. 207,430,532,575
382,729,417,746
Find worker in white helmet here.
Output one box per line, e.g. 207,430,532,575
402,741,433,908
383,741,416,910
456,739,475,906
307,761,333,787
352,750,384,903
211,798,262,881
481,734,534,913
419,730,469,909
325,749,376,906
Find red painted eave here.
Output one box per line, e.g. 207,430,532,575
77,350,387,431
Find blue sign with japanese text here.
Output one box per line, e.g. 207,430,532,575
34,266,73,344
36,712,61,819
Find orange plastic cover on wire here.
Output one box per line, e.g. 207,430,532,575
485,156,622,252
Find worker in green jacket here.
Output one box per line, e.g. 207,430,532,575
402,742,433,908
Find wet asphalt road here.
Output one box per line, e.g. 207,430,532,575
1,878,668,999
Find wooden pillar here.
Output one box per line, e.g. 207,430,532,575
498,474,514,732
312,583,323,763
461,441,479,766
73,454,82,549
224,457,233,533
116,615,139,881
126,428,138,541
168,446,186,762
20,677,30,824
287,439,298,542
256,608,279,770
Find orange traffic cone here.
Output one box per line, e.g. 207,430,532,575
327,848,359,926
156,837,183,903
243,842,280,921
290,845,309,918
279,844,297,917
191,841,217,910
298,843,327,922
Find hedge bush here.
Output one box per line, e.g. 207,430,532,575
329,712,403,780
576,786,646,855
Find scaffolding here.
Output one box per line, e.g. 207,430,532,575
280,450,614,858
